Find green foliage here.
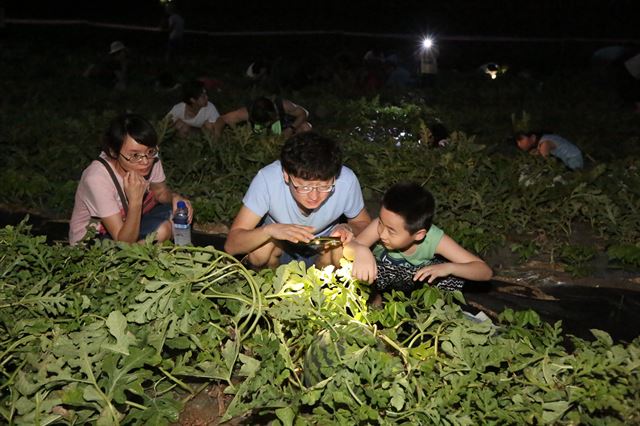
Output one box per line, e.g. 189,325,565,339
2,35,640,272
1,224,639,424
608,244,640,268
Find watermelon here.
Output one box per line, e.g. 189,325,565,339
303,322,377,387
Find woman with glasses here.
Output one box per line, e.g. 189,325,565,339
69,113,192,244
224,132,371,269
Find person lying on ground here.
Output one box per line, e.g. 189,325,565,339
224,132,371,269
213,96,311,139
343,182,492,305
69,113,192,245
167,79,220,137
515,131,584,170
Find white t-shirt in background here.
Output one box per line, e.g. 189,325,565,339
167,102,220,129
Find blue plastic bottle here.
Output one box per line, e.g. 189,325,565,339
172,201,191,246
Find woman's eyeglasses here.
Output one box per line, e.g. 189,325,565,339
120,149,159,164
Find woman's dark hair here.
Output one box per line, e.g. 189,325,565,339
102,113,158,159
280,132,342,181
382,182,435,234
249,97,279,125
181,79,205,104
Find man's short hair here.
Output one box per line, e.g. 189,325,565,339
181,80,205,104
280,132,342,181
382,182,435,234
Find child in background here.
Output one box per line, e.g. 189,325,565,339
515,132,584,170
344,182,492,301
167,80,220,137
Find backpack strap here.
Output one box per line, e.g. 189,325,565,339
97,157,129,215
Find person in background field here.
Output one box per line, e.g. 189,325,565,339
163,2,184,63
344,182,493,305
69,113,192,245
515,131,584,170
384,54,413,89
83,41,129,91
224,132,371,269
167,80,220,137
363,48,386,91
214,96,312,139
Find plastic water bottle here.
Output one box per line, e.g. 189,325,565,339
172,201,191,246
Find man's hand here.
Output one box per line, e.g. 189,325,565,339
123,171,148,204
414,262,453,284
264,223,315,244
330,223,355,244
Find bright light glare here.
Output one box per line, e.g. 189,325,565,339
422,38,433,50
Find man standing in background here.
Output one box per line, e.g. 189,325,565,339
163,2,184,63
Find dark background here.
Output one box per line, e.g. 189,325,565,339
5,0,640,38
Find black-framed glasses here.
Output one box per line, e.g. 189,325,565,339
120,148,159,164
289,178,335,194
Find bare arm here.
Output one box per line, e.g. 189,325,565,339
347,208,372,237
537,139,555,158
329,207,372,244
150,181,193,222
342,219,381,283
224,205,315,255
414,234,493,283
101,171,147,242
213,108,250,138
282,99,309,131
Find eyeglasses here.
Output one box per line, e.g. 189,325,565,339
289,178,335,194
120,148,159,164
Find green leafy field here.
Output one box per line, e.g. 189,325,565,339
2,28,640,269
2,27,640,425
1,223,639,424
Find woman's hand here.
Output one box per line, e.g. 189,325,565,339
172,194,193,223
123,171,148,204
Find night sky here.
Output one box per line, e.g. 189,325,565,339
5,0,640,39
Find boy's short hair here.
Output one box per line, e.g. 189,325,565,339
382,182,435,234
280,132,342,181
181,80,205,104
249,97,279,126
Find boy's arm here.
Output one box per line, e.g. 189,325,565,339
414,234,493,283
537,139,555,158
341,219,381,283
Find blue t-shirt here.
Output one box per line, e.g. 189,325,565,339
540,134,583,170
242,161,365,236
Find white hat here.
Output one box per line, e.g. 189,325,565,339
109,41,126,55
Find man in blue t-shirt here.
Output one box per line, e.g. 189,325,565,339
224,132,371,268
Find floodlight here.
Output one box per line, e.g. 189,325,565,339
422,38,433,50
